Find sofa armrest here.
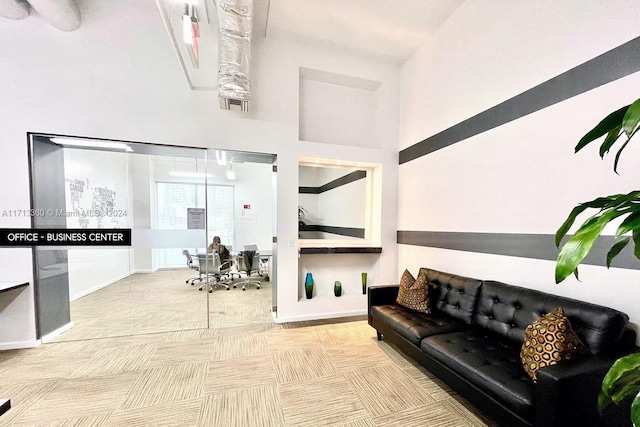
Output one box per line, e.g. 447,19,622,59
367,285,399,326
535,356,617,426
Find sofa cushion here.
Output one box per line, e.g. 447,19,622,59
474,281,629,354
421,329,535,419
370,304,469,345
396,269,430,313
419,268,483,324
520,307,588,382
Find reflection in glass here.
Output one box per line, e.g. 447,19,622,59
298,164,368,240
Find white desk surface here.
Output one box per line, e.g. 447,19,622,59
0,282,28,292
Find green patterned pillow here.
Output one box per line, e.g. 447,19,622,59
396,269,430,313
520,307,588,382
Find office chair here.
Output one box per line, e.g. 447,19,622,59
198,252,232,292
233,245,261,290
182,249,203,285
225,245,242,280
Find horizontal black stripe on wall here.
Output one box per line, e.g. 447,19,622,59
399,36,640,164
397,230,640,271
299,247,381,254
301,225,365,239
299,170,366,194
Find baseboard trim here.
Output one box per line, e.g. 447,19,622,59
40,321,74,343
131,268,158,274
274,309,367,323
0,339,41,351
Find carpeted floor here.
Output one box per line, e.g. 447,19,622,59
0,270,496,426
52,269,273,341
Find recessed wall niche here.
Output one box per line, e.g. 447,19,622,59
298,67,382,148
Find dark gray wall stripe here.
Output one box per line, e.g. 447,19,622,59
299,186,319,194
399,36,640,164
299,170,366,194
302,225,365,239
397,230,640,270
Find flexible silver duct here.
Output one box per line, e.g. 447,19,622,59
0,0,29,20
217,0,252,112
0,0,79,31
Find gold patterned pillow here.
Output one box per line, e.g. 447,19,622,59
520,307,588,382
396,269,430,313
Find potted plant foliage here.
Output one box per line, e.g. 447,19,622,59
555,97,640,425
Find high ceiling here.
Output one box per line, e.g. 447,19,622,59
264,0,465,63
157,0,465,89
1,0,466,90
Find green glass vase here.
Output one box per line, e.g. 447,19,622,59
305,273,313,299
361,272,367,295
334,281,342,297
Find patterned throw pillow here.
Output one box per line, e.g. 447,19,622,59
520,307,588,382
396,269,430,313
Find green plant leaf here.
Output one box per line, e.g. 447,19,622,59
600,353,640,411
632,391,640,427
599,124,623,158
576,105,629,153
613,137,631,174
617,212,640,237
556,205,592,247
622,98,640,138
555,197,621,247
555,209,629,283
556,192,640,248
606,238,631,268
634,229,640,261
599,390,614,413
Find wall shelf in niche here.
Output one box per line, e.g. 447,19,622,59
299,247,382,255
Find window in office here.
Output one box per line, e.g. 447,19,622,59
157,183,197,229
205,185,234,249
156,182,235,266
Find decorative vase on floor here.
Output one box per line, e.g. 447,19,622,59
361,272,367,295
305,272,314,299
334,281,342,297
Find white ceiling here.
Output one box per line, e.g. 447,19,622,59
157,0,465,88
264,0,465,63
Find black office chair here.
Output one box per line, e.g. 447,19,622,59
234,245,261,291
182,249,203,285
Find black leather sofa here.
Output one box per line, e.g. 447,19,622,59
368,268,637,427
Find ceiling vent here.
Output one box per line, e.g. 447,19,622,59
216,0,252,112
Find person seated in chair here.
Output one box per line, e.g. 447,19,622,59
207,235,231,260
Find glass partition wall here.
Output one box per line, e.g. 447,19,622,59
29,135,210,341
29,135,277,342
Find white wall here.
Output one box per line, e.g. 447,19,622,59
398,1,640,334
298,166,367,230
0,0,400,344
317,168,366,229
63,149,131,301
299,79,377,148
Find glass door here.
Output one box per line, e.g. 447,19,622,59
29,134,210,342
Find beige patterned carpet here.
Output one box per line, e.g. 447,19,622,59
0,270,496,426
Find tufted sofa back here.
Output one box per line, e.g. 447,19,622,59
419,268,483,325
474,280,630,355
